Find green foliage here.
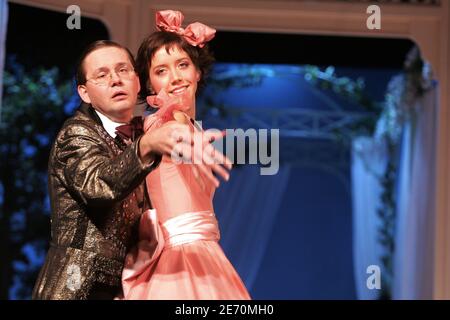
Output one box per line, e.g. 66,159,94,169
0,56,78,299
376,140,397,299
303,65,384,138
304,49,432,300
303,65,379,110
302,65,397,300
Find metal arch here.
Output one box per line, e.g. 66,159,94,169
202,106,374,140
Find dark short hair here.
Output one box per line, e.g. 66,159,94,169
76,40,136,85
135,31,215,100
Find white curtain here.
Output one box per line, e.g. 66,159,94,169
351,136,388,299
213,164,291,291
0,0,8,121
393,85,438,299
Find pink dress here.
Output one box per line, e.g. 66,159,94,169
119,93,250,300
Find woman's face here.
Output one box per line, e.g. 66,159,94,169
149,45,201,116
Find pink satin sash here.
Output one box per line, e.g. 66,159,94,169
162,211,220,248
120,210,220,299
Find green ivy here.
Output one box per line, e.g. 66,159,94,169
0,56,78,299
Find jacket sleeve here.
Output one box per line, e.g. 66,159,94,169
55,122,159,206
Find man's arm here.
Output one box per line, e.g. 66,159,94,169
56,123,159,206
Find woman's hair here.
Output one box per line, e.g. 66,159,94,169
76,40,136,86
135,31,215,100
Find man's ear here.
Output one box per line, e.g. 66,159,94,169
136,76,141,93
77,85,91,104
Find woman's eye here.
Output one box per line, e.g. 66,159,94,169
156,69,166,75
179,62,189,68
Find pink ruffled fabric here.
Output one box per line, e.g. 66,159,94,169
144,89,190,131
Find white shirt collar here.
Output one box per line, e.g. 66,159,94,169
94,110,125,138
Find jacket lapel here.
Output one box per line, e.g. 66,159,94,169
78,103,126,150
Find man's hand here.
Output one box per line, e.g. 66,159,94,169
139,121,189,161
139,121,232,187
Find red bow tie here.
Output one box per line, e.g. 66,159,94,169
115,116,144,142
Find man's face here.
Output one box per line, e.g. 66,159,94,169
77,46,140,123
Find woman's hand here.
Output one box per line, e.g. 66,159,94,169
139,121,232,187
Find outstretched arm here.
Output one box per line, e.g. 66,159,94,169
58,122,158,206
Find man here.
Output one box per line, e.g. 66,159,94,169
32,40,228,299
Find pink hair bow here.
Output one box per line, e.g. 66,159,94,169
155,10,216,48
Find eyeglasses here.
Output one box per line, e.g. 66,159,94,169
86,65,136,86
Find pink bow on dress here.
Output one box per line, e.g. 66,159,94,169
155,10,216,48
144,89,191,132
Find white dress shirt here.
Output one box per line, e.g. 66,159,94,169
94,110,126,138
94,110,156,167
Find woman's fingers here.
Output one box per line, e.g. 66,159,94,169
161,125,233,186
197,163,220,187
203,144,233,170
192,165,207,191
212,163,230,181
201,130,226,146
197,147,230,182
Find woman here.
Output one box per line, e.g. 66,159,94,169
119,10,251,300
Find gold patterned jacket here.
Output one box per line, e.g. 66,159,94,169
32,103,160,300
